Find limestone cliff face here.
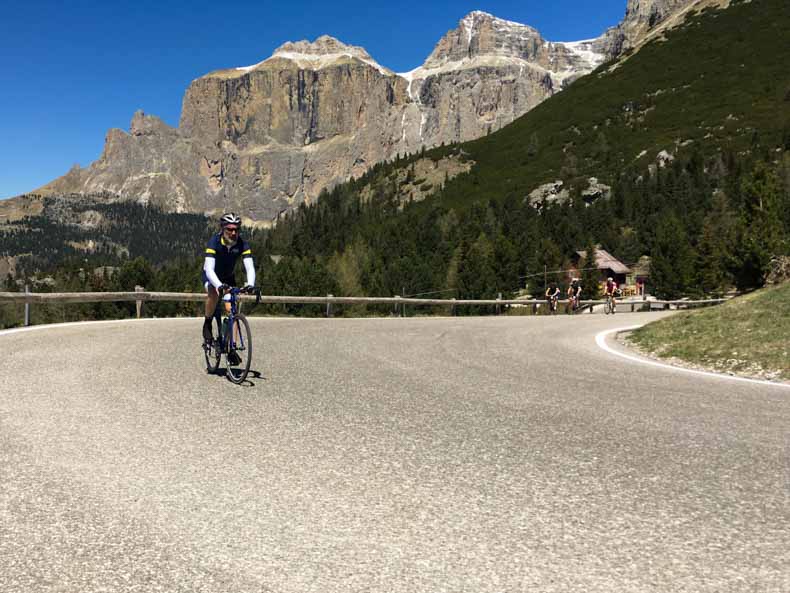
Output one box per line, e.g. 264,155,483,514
402,11,609,148
176,37,413,218
35,2,707,220
42,38,414,220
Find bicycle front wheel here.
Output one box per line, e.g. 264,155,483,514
226,314,253,384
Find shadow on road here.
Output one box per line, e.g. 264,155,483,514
208,367,266,386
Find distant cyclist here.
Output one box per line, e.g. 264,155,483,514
202,213,256,344
545,282,560,313
567,278,582,311
604,276,619,314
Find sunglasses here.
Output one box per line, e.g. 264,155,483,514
223,226,239,233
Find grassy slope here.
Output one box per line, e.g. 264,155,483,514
627,282,790,381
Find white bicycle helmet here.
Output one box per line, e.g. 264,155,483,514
220,212,241,227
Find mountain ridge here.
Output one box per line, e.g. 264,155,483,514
17,0,706,221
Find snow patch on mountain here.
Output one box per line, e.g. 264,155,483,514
262,51,392,75
237,35,393,76
399,68,424,103
550,39,607,86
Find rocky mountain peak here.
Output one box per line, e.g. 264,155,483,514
274,35,358,57
624,0,695,27
413,11,606,91
255,35,392,74
129,110,173,137
422,11,544,69
460,10,541,42
600,0,721,57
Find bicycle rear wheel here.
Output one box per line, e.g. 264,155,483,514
604,298,612,315
226,314,253,384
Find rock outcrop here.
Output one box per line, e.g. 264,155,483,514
33,1,708,220
598,0,732,57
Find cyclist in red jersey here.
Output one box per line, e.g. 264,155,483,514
604,277,619,313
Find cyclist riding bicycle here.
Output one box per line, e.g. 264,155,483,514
202,213,256,344
604,276,618,313
545,282,560,312
567,278,582,310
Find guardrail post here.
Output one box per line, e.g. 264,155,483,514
135,285,144,319
326,294,333,318
393,296,400,317
24,284,30,327
496,293,502,315
451,298,456,316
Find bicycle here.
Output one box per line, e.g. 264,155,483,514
604,289,620,315
203,286,260,384
604,294,615,314
546,292,560,314
548,295,559,314
566,294,580,314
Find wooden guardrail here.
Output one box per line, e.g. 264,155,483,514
0,289,728,327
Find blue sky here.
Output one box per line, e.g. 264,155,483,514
0,0,626,199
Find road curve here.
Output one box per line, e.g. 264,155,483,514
1,314,788,593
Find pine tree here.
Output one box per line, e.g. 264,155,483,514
734,163,785,289
458,233,497,302
527,132,540,157
580,242,601,300
116,257,154,291
697,191,737,295
650,214,695,299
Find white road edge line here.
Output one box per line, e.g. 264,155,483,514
0,314,427,339
595,325,790,390
0,317,200,337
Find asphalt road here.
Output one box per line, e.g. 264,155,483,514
1,314,788,592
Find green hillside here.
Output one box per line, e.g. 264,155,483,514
628,282,790,381
433,0,790,208
257,0,790,304
0,196,211,275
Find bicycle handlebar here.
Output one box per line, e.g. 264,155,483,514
227,285,261,305
220,285,258,296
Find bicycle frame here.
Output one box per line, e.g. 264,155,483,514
605,293,616,314
213,288,245,353
566,293,580,313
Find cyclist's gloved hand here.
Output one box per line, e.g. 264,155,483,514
218,283,230,294
243,284,255,293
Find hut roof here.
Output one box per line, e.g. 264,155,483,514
575,248,631,274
